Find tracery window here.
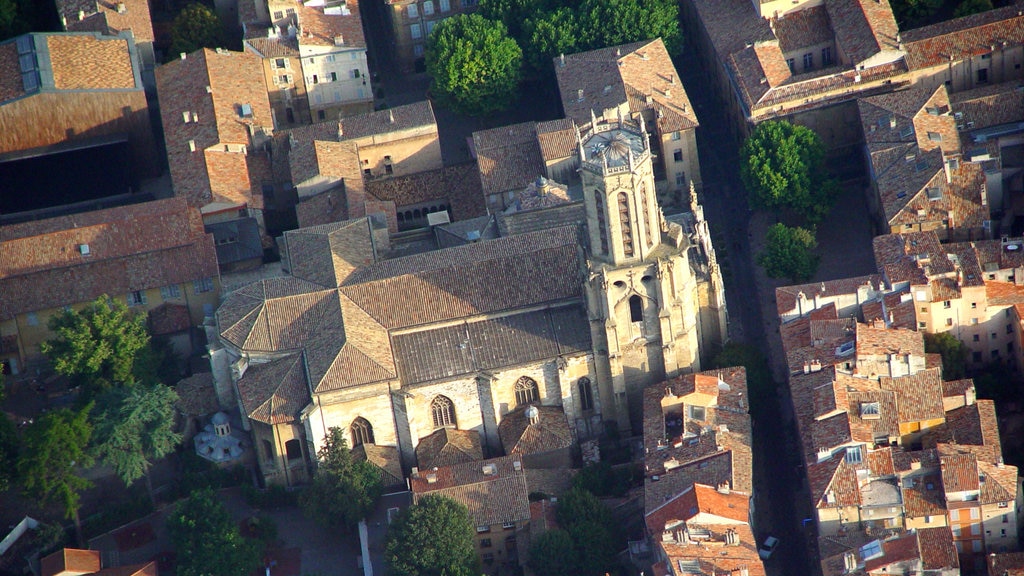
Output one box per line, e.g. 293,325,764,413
351,417,374,447
514,377,539,407
431,395,456,429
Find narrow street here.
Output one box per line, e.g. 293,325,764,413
677,56,820,576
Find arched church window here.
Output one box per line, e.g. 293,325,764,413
285,439,302,461
594,194,609,254
431,395,457,429
641,185,653,248
578,377,594,411
618,193,634,256
629,295,643,323
351,417,374,447
515,376,539,406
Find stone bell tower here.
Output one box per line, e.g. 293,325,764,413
581,110,709,434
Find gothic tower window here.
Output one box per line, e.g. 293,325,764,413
514,376,539,406
618,192,634,257
595,194,609,254
578,377,594,411
350,417,374,447
629,295,643,323
431,395,456,429
285,439,302,461
641,185,653,248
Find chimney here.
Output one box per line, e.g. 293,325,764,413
116,2,126,13
78,10,85,20
426,472,437,484
559,53,565,67
526,405,540,425
411,466,419,478
803,362,811,374
334,34,344,46
388,109,395,124
965,385,976,406
60,15,66,27
809,359,822,372
717,482,730,494
180,52,187,60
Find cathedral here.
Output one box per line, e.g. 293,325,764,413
208,111,728,486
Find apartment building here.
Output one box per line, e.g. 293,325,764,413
555,39,702,201
156,47,274,236
679,0,1024,150
0,198,220,375
385,0,476,73
641,367,764,575
777,265,1021,573
244,29,312,129
409,456,530,574
858,85,990,240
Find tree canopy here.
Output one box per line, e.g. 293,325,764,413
757,223,819,283
167,488,263,576
740,120,837,223
298,427,383,530
528,529,578,576
41,296,150,397
553,488,618,576
17,407,93,542
0,379,17,492
711,342,774,410
426,14,523,116
167,3,224,61
92,383,182,506
924,332,969,381
953,0,992,17
385,494,479,576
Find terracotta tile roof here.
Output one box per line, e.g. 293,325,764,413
775,275,881,317
973,238,1024,273
937,399,1002,457
415,428,483,469
856,321,925,359
216,277,336,352
901,5,1024,71
878,368,945,423
556,40,698,134
339,101,435,141
156,48,273,209
989,551,1024,576
917,527,958,571
867,447,895,476
824,0,900,66
891,448,940,473
498,404,574,456
294,0,365,49
236,353,311,424
410,455,530,527
952,79,1024,132
174,372,220,417
473,121,546,196
303,294,395,393
986,280,1024,306
978,460,1017,505
148,302,191,335
772,6,833,52
0,198,218,321
366,162,487,221
40,548,101,576
340,226,583,330
352,443,403,487
47,34,136,90
940,451,980,492
645,483,751,534
807,452,860,508
244,34,300,58
281,218,377,288
59,0,155,43
900,472,945,517
535,118,577,162
872,231,947,285
0,41,24,102
863,532,923,573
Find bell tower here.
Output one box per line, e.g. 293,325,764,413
579,110,663,265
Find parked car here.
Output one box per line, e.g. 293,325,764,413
758,536,779,560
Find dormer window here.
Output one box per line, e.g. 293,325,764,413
860,402,880,419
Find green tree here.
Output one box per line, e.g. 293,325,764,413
426,14,523,116
554,488,617,576
528,529,578,576
757,223,819,283
298,427,383,530
740,120,837,223
522,8,580,73
0,409,16,493
92,383,182,507
478,0,550,42
167,488,263,576
924,332,969,380
17,407,93,544
167,3,224,62
385,494,479,576
954,0,992,17
576,0,681,54
889,0,943,27
41,296,150,398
